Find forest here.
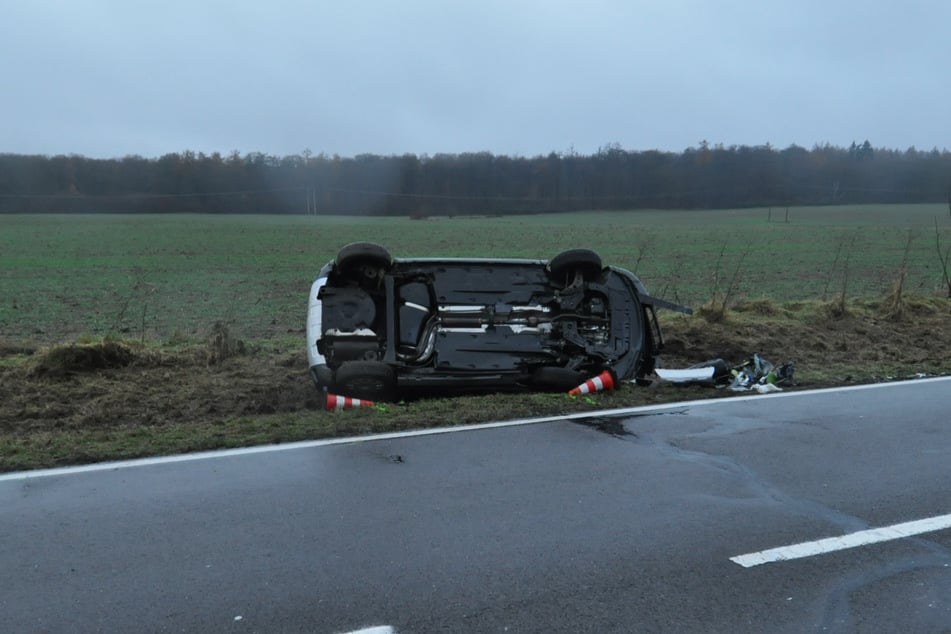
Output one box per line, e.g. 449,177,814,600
1,141,949,215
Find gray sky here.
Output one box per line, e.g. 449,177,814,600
2,0,949,159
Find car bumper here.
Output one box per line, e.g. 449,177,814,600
306,276,328,369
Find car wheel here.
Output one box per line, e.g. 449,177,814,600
547,249,603,282
334,361,396,401
530,366,586,392
335,242,393,281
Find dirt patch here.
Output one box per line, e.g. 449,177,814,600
1,345,318,435
660,297,951,382
30,341,136,377
0,342,37,356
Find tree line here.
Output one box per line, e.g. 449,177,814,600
1,141,949,215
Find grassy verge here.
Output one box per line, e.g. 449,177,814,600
0,390,684,473
2,296,948,473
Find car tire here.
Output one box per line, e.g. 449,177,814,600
530,366,586,392
335,242,393,281
334,361,396,401
547,249,603,282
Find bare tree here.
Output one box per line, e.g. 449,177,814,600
882,230,915,319
703,243,751,320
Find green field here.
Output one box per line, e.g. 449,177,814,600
2,205,949,345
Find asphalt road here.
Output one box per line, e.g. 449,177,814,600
2,378,950,633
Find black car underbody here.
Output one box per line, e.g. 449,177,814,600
306,245,690,401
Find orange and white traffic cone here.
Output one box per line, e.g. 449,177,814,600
568,369,616,396
326,393,375,410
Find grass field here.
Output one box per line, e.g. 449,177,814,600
1,206,950,472
2,204,949,344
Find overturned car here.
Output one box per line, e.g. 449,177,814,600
307,243,691,402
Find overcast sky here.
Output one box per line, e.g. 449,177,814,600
2,0,949,159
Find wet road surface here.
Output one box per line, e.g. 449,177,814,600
2,378,950,632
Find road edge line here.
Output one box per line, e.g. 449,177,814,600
3,376,949,482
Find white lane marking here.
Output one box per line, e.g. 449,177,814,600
731,512,951,568
2,375,949,482
341,627,394,634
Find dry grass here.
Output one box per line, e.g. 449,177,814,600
30,341,135,377
880,269,908,321
2,296,949,472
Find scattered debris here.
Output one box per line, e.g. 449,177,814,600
728,353,795,391
655,367,717,383
654,353,796,393
656,359,731,385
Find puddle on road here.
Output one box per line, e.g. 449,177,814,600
573,416,636,438
573,408,690,439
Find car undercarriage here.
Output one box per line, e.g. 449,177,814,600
307,244,689,401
